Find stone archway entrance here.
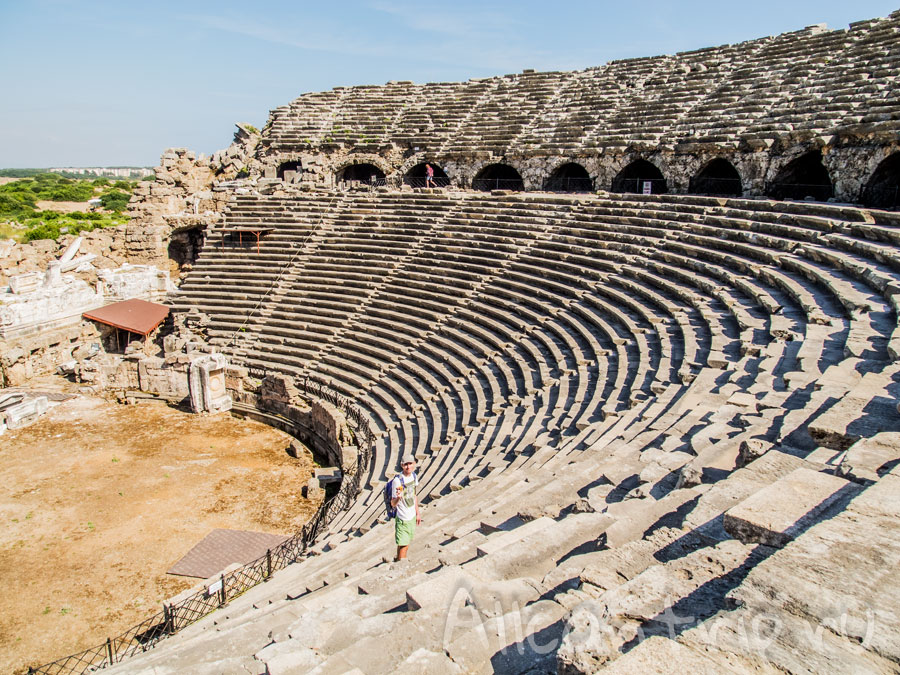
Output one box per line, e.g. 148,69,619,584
337,163,386,186
168,227,204,282
472,164,524,191
862,153,900,209
544,163,593,192
277,161,302,182
766,151,833,202
690,158,742,196
611,159,667,194
404,162,450,188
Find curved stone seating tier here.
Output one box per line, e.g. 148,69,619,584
261,12,900,158
167,188,900,564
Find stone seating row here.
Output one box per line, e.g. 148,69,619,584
262,14,900,156
110,360,900,675
174,190,900,538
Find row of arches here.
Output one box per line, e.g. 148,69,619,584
280,152,900,208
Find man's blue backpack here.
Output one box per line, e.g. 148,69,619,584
384,472,416,519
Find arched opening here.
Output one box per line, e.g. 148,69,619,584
167,227,204,282
277,161,301,182
766,152,833,202
337,163,386,186
472,164,524,192
611,159,667,194
404,162,450,188
862,153,900,209
690,158,742,196
544,163,593,192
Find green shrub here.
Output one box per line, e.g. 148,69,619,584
100,190,130,212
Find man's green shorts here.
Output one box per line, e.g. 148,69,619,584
395,517,416,546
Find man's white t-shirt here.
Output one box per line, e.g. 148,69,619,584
390,473,418,522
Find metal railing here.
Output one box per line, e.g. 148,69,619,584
765,181,834,202
403,176,451,188
471,177,524,192
340,177,387,188
688,176,743,196
611,178,668,194
861,185,900,210
28,375,373,675
542,176,594,193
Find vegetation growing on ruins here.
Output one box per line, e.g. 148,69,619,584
0,173,135,242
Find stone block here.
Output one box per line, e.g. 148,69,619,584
475,517,555,557
406,567,478,612
838,432,900,483
314,467,342,484
3,396,48,429
723,468,858,547
189,352,232,414
597,636,729,674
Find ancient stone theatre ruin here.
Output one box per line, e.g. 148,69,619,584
25,10,900,675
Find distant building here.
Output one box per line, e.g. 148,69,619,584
49,167,154,178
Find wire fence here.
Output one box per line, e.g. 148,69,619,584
861,185,900,210
28,374,373,675
542,176,594,193
765,181,834,202
688,176,743,196
403,175,451,188
472,177,525,192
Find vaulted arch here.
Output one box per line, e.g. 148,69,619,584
862,153,900,209
767,151,833,202
690,158,742,196
404,162,450,188
337,163,386,186
611,159,667,194
544,163,593,192
472,164,524,191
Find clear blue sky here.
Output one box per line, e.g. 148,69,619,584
1,0,897,168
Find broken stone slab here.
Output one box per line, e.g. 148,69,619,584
255,639,323,674
395,648,463,674
445,598,565,674
557,540,758,673
314,467,342,484
3,395,48,429
603,488,701,548
59,236,83,264
723,467,859,547
406,567,478,612
475,516,555,557
837,432,900,484
596,636,738,674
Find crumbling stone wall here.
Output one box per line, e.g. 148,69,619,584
0,321,102,387
0,227,127,290
125,124,261,272
235,373,358,472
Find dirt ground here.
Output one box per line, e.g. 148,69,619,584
0,381,322,674
34,200,95,213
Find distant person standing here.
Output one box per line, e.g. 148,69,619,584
425,163,436,188
390,453,420,560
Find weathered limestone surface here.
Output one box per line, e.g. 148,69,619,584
723,467,858,547
680,472,900,674
838,432,900,483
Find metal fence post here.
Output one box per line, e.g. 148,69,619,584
218,574,226,607
106,637,114,665
266,549,273,579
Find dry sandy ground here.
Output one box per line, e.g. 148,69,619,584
34,200,93,213
0,386,322,674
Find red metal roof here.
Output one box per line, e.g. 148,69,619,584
83,298,169,336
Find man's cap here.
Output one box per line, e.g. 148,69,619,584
401,453,416,464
